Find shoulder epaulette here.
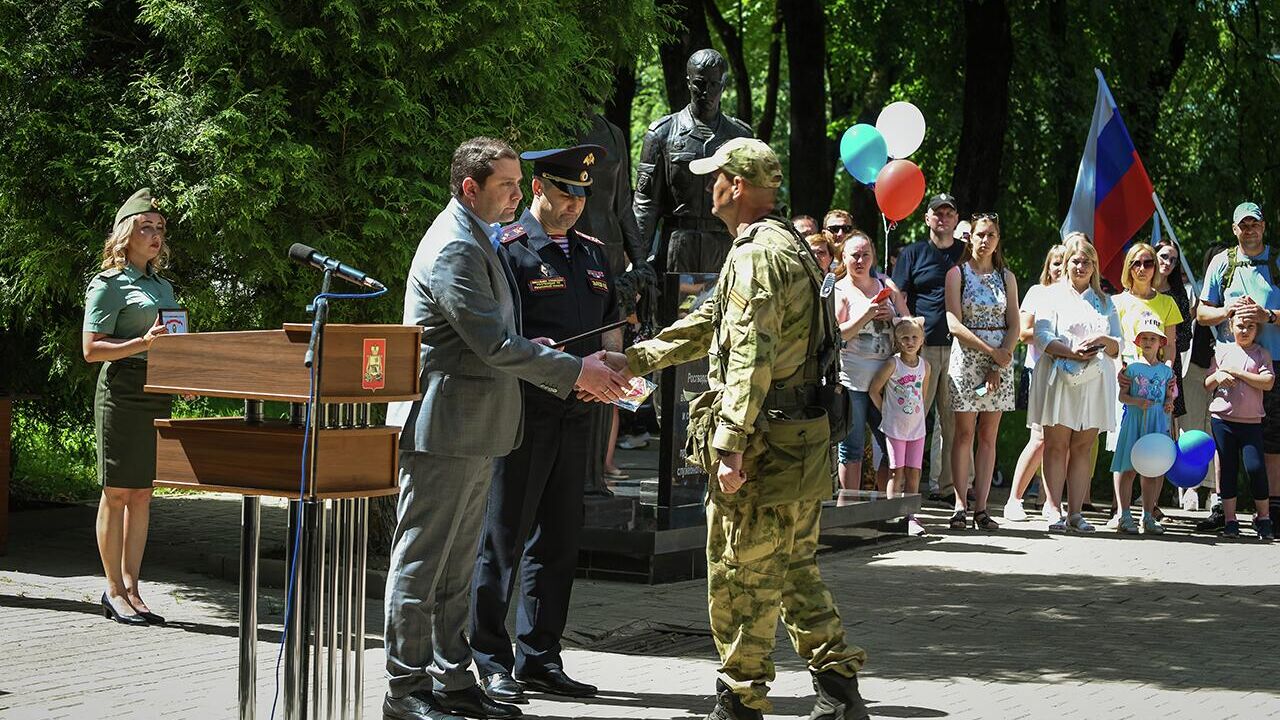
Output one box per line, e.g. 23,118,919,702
646,115,674,134
500,223,528,245
726,115,753,134
574,230,603,246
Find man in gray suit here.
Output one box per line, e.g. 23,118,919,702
383,137,629,720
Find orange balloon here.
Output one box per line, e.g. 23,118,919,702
874,160,926,221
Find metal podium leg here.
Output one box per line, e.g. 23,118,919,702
337,499,353,716
284,500,302,720
312,500,329,719
239,496,260,720
353,497,368,720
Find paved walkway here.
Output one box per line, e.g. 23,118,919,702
2,492,1278,719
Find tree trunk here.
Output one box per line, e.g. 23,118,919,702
656,0,712,112
704,0,752,124
605,63,638,151
369,496,397,556
950,0,1014,215
1047,0,1078,219
757,4,784,143
1122,16,1189,164
780,0,831,217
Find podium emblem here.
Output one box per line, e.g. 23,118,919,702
362,338,386,390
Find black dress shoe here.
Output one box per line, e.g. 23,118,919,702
383,691,463,720
480,673,527,704
432,685,522,719
138,610,166,626
101,593,148,626
516,668,597,698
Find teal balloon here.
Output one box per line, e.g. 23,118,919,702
1176,430,1215,468
840,124,889,185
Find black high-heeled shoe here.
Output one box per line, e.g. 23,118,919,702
101,593,148,626
137,610,166,626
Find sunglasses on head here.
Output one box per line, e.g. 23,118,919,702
971,212,999,222
826,224,853,234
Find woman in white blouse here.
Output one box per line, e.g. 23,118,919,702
1027,234,1122,533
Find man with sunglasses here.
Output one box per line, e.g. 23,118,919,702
634,48,753,280
823,209,856,245
892,194,966,502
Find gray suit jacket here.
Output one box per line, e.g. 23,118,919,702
387,198,582,457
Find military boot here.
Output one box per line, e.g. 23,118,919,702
705,680,763,720
807,670,870,720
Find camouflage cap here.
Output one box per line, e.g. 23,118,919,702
114,188,163,227
689,137,782,188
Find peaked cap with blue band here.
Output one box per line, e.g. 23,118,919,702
520,144,607,197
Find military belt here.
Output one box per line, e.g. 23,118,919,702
763,382,819,412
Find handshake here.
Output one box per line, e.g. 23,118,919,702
530,336,634,403
574,350,634,403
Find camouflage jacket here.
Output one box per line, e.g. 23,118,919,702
627,216,822,463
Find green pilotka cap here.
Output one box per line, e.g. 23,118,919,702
689,138,783,188
114,188,163,227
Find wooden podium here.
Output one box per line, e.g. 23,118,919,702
147,323,422,720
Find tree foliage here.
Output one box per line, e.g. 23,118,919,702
0,0,658,420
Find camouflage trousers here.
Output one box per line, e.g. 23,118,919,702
706,497,867,712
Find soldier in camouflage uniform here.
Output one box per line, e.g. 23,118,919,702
607,138,870,720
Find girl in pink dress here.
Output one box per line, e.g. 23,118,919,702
870,317,931,536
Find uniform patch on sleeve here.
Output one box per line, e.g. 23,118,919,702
728,287,749,310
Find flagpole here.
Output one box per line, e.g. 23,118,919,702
1095,68,1120,111
1152,192,1200,296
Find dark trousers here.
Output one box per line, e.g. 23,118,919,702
470,388,590,677
1211,417,1268,501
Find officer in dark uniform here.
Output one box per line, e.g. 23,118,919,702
634,48,753,277
470,144,620,704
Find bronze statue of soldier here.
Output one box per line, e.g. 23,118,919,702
634,48,753,277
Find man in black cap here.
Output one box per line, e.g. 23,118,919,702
469,144,620,705
892,193,964,503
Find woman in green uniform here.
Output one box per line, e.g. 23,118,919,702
82,188,177,626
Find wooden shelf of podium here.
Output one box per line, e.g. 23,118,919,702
144,323,422,403
154,418,399,498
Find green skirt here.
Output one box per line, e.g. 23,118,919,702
94,358,172,489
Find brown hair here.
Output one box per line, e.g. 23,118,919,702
1039,244,1066,286
449,137,518,199
101,214,169,274
958,215,1006,272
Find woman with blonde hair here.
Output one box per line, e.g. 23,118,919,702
82,188,177,625
1028,233,1122,533
1004,243,1066,522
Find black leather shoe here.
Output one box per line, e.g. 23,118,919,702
138,610,166,625
383,691,463,720
101,593,148,626
481,673,527,704
432,685,522,719
516,668,597,698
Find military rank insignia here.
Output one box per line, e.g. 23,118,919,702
586,269,609,293
362,338,386,391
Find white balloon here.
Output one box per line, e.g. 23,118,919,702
1130,433,1177,478
876,101,927,159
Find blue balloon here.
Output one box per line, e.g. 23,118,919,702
1166,458,1209,489
1177,430,1215,468
840,124,889,185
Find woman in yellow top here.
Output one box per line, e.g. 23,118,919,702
82,189,177,626
1108,243,1182,532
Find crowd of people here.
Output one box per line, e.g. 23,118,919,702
795,197,1280,541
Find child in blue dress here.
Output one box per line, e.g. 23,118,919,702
1110,314,1176,535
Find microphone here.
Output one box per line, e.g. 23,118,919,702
288,243,385,291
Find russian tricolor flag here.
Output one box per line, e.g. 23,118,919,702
1061,69,1155,288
